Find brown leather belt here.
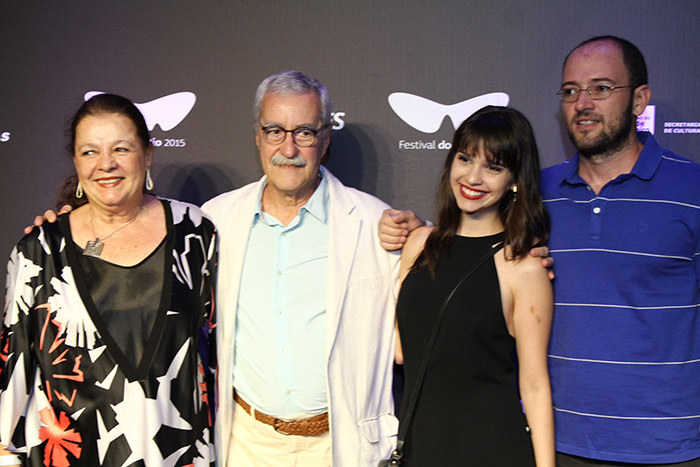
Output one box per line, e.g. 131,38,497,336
234,392,329,436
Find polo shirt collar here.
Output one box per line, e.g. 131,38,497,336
630,132,661,181
561,131,662,186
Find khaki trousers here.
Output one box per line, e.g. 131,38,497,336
226,401,332,467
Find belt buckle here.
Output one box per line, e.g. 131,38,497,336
274,419,309,436
274,420,293,436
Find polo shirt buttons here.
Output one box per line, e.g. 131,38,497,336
590,202,604,239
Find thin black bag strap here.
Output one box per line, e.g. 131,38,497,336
392,241,504,460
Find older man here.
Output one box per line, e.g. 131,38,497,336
202,71,401,466
382,36,700,466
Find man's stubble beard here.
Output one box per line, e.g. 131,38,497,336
568,98,636,161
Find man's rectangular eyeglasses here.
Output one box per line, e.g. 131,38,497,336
259,124,329,147
556,85,633,102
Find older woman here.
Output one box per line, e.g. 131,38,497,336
0,94,216,466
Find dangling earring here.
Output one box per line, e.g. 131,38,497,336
511,185,517,202
76,181,84,198
146,168,154,191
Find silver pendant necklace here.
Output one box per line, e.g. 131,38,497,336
84,202,144,258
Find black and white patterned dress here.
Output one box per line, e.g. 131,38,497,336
0,199,217,467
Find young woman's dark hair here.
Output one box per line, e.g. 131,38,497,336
413,105,549,274
56,93,152,209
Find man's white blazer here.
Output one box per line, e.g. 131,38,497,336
202,167,400,466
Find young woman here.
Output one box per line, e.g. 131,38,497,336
395,106,554,466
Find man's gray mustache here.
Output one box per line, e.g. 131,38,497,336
271,153,307,167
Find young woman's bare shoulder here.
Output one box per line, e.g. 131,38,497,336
400,225,433,273
504,252,550,280
404,225,433,254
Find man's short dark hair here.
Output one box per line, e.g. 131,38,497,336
563,36,648,88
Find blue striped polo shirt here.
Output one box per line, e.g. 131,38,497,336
542,132,700,463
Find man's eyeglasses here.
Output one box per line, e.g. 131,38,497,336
556,85,633,102
259,124,329,147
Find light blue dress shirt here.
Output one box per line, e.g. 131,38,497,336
233,173,329,418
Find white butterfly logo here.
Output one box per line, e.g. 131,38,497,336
388,92,510,133
84,91,197,131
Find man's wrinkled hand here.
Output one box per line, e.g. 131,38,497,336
378,209,425,252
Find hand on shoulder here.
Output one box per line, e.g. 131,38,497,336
503,250,551,279
23,205,72,234
378,209,426,251
403,225,432,255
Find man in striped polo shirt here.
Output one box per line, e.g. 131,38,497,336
543,36,700,466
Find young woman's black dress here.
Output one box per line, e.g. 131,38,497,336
396,232,535,466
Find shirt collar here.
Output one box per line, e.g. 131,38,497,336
629,132,661,181
302,167,329,223
561,131,662,186
254,166,329,224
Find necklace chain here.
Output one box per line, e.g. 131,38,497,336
83,200,145,257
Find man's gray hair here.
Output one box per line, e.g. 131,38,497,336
254,70,332,126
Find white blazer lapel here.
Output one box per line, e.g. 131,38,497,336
218,183,260,342
205,178,261,467
325,172,361,357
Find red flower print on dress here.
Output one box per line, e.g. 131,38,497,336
36,307,85,408
0,326,9,379
198,363,213,426
39,407,82,467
